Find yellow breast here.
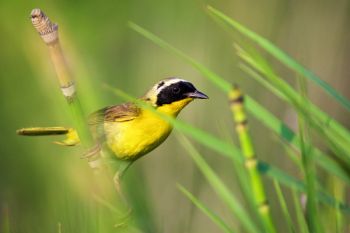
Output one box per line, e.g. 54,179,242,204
104,108,173,160
103,98,193,160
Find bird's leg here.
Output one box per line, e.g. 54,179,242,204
112,160,133,227
113,160,133,194
112,160,133,206
113,171,123,195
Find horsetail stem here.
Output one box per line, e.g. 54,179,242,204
30,9,102,170
229,85,276,233
29,10,135,218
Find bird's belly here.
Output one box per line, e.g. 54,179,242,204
104,117,172,160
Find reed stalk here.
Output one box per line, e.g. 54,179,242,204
229,85,276,233
29,9,135,228
30,8,102,170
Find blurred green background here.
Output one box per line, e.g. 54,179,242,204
1,0,349,232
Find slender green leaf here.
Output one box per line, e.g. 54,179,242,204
297,77,321,233
273,180,296,233
179,135,260,233
237,45,350,163
122,24,350,212
177,184,236,233
240,63,350,186
128,22,350,185
236,44,350,142
258,163,350,214
292,190,310,233
128,22,231,93
206,5,350,111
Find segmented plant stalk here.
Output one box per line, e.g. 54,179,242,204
30,9,102,170
29,9,134,223
229,86,276,233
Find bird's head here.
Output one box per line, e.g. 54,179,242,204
143,78,208,116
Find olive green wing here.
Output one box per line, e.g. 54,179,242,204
88,102,141,125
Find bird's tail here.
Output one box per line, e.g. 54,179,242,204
16,127,80,146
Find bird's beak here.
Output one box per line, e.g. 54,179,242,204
186,90,209,99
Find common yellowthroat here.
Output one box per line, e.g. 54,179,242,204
18,78,208,176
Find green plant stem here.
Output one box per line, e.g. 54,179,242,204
297,78,321,233
30,9,100,167
298,117,317,232
29,8,133,228
229,86,276,233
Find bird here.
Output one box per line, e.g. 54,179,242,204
17,78,208,184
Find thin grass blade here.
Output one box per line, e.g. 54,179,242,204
297,77,321,233
177,184,236,233
236,44,350,164
292,190,310,233
273,180,296,233
240,63,350,185
178,135,260,233
206,5,350,111
128,22,231,93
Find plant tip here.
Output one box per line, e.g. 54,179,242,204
16,129,23,135
30,8,42,19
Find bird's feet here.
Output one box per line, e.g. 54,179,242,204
113,171,124,195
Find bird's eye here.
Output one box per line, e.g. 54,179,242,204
172,87,180,94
